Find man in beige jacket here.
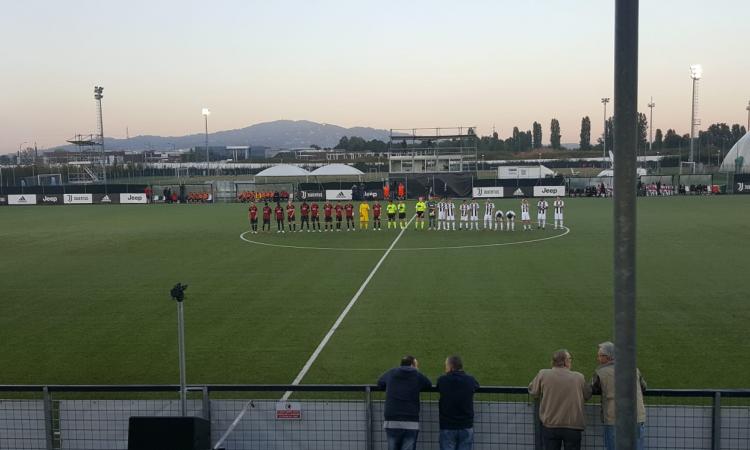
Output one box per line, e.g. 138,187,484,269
529,349,592,450
590,341,647,450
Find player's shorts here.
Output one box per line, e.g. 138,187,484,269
484,215,493,221
325,216,333,222
460,215,469,221
263,218,271,224
373,215,380,220
398,212,406,219
312,216,320,222
250,218,258,224
470,215,478,221
438,212,446,220
346,216,354,221
537,213,545,221
360,215,369,221
446,215,455,221
416,211,424,218
506,212,516,220
554,213,563,220
301,216,309,222
336,216,343,221
521,212,530,221
388,213,396,220
288,216,296,222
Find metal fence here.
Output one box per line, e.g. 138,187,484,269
0,385,748,449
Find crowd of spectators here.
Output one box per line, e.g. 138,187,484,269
379,342,646,450
237,190,290,203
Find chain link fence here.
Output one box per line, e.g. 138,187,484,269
1,385,748,449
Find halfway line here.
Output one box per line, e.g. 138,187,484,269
281,215,415,400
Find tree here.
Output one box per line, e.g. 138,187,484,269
637,112,648,148
512,127,520,152
580,116,591,150
550,119,561,149
532,122,542,148
334,136,349,150
663,129,682,148
654,128,663,150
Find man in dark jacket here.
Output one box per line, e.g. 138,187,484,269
377,355,432,450
437,355,479,450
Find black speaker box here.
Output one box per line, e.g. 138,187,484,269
128,416,211,450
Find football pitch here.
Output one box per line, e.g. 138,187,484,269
1,196,748,389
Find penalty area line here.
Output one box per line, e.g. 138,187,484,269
281,215,415,401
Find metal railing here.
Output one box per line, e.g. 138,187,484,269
1,384,748,449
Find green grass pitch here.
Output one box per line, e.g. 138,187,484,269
1,196,748,389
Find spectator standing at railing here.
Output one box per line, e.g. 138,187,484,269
437,355,479,450
378,355,432,450
529,349,592,450
590,341,647,450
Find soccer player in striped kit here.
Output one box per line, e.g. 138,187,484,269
536,198,549,230
483,199,495,230
437,198,446,230
553,196,565,230
445,198,456,230
470,199,480,230
459,200,470,230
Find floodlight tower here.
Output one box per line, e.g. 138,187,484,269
647,97,655,160
601,97,610,167
202,108,210,173
94,86,106,185
746,100,749,131
689,64,702,165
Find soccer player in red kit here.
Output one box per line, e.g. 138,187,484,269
310,202,321,232
323,201,334,231
344,202,355,231
248,202,259,234
286,201,296,232
372,202,382,230
300,201,310,232
274,203,285,233
262,203,272,232
334,202,344,231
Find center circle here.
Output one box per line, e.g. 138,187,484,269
239,226,570,252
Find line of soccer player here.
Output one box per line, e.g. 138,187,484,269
246,197,566,233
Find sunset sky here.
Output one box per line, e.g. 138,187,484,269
1,0,748,153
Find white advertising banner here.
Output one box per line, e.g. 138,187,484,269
533,186,566,197
119,193,148,204
325,189,353,201
472,187,504,198
64,193,93,204
9,194,37,205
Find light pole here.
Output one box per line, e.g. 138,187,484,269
18,141,27,166
746,100,749,131
647,97,655,166
169,283,189,416
202,108,210,175
601,97,610,168
689,64,702,166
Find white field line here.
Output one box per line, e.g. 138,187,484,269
280,215,415,401
239,225,570,252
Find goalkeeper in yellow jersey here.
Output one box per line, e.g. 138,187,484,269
415,197,427,230
359,201,370,230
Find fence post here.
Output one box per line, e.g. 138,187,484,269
202,385,211,422
365,386,373,450
712,391,721,450
43,386,54,450
533,398,543,450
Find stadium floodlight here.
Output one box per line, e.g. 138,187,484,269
202,108,210,172
689,64,702,80
689,65,702,166
169,283,189,416
601,98,610,168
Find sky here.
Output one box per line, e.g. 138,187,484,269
1,0,748,153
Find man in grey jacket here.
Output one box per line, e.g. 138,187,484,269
590,341,648,450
